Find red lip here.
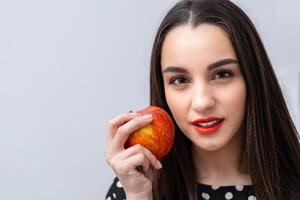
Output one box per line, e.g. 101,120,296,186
192,117,224,124
191,117,224,136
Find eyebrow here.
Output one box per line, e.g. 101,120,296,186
162,58,239,74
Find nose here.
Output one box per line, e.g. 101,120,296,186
191,83,216,113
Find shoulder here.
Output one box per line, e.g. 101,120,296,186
105,177,126,200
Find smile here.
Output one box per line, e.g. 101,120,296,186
193,119,224,135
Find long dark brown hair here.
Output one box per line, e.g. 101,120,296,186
149,0,300,199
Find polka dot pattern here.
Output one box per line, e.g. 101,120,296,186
116,181,122,188
211,185,220,190
201,192,210,199
106,177,258,200
236,185,244,191
248,195,257,200
105,178,126,200
197,182,257,200
225,192,233,199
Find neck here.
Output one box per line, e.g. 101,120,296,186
192,131,251,186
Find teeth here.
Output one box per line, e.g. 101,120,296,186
197,120,221,127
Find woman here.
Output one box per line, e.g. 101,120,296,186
105,0,300,199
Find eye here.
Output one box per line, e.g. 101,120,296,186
169,75,189,85
212,70,233,80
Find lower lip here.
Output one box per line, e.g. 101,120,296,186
193,120,224,136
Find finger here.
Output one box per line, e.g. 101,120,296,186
125,153,150,175
118,144,162,169
111,114,153,153
106,112,140,150
136,160,150,174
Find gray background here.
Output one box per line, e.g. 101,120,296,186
0,0,299,199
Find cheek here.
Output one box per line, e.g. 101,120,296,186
165,89,181,112
219,80,246,119
165,88,189,122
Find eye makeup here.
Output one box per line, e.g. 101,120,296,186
167,69,234,86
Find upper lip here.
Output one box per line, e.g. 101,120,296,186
192,117,224,124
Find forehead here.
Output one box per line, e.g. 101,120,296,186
161,23,237,69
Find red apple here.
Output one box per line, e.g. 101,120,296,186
124,106,175,160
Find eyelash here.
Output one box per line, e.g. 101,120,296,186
168,70,234,85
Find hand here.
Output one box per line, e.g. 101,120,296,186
105,112,162,199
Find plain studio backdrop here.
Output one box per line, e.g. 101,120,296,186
0,0,299,199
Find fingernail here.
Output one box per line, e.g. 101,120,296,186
156,160,162,169
142,114,153,121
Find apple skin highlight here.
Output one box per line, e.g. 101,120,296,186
124,106,175,160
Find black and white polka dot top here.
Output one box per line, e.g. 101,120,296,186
105,177,257,200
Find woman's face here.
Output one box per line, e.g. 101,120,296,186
161,24,246,152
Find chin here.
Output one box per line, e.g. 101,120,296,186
194,140,226,152
200,144,221,152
